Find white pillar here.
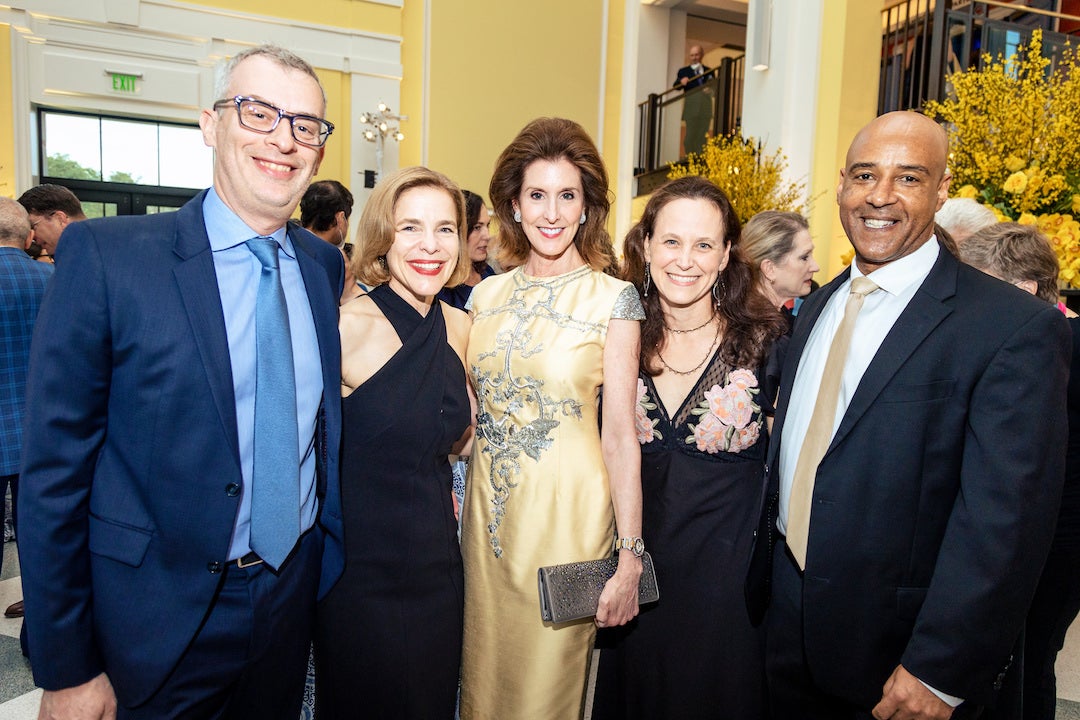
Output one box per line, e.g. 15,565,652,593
740,0,825,202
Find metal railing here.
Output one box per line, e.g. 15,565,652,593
880,0,1080,114
635,55,744,178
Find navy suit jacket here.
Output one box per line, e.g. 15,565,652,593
19,191,345,705
746,247,1069,708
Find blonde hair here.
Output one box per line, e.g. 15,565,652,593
740,211,809,270
352,166,470,289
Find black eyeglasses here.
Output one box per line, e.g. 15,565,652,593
213,96,335,148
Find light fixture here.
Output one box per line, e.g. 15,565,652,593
358,103,407,185
749,0,772,72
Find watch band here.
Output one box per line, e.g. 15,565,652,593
616,536,645,557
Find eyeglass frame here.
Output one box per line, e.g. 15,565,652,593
212,96,335,148
30,211,57,231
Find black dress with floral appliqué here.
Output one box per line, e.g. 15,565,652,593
594,341,784,720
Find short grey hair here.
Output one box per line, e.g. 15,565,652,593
214,44,326,110
935,198,997,243
0,197,30,248
957,222,1061,304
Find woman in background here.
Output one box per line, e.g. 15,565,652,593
594,176,787,719
741,210,819,327
314,166,473,719
437,189,496,310
460,117,644,719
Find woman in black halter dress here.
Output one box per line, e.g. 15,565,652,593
314,167,474,719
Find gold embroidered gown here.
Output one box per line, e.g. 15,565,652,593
460,265,644,719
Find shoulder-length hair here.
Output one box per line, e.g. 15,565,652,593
462,189,489,274
489,117,617,273
621,176,787,375
352,166,470,288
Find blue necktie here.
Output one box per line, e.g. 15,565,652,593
245,238,300,570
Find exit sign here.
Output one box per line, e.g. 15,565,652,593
110,73,138,93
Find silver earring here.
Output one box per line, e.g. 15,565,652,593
712,277,725,307
513,209,522,223
579,212,587,225
643,262,651,298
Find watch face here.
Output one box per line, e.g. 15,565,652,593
619,537,645,556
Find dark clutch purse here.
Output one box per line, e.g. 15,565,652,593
537,552,659,623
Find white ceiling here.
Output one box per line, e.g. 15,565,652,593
641,0,749,23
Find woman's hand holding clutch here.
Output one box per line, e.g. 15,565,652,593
595,551,644,627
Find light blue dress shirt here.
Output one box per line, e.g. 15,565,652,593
203,189,322,561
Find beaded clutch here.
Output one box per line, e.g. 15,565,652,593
537,552,659,623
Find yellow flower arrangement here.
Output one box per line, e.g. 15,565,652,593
924,30,1080,288
667,131,806,225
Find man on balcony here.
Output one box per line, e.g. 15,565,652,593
673,44,714,157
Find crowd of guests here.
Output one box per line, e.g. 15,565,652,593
4,43,1077,720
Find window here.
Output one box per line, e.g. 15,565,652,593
41,109,212,189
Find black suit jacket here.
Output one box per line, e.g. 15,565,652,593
673,63,713,90
747,247,1069,708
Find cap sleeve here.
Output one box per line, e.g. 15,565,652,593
611,283,645,321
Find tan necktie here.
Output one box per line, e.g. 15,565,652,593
786,276,879,570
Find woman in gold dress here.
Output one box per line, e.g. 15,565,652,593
459,117,645,719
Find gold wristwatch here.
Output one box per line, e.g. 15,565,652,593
616,536,645,557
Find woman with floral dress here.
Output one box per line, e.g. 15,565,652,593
593,176,788,719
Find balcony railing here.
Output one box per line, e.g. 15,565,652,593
634,55,744,187
880,0,1080,114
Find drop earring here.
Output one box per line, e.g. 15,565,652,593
579,212,587,225
712,277,726,307
643,262,651,298
513,209,522,223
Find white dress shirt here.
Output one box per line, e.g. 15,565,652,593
775,237,962,708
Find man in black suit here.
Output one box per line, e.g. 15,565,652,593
748,111,1069,719
672,45,713,157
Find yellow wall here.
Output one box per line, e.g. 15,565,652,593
313,67,351,188
398,0,425,168
0,24,13,198
182,0,400,37
423,0,608,203
809,0,882,278
600,0,629,250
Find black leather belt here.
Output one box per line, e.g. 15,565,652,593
230,551,264,569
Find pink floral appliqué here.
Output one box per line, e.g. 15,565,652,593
635,377,663,444
688,369,762,454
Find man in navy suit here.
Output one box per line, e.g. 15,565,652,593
19,45,345,719
0,198,53,610
747,111,1070,719
672,45,714,157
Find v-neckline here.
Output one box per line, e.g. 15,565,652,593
647,345,724,431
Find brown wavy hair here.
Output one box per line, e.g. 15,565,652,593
621,176,787,375
488,117,617,274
